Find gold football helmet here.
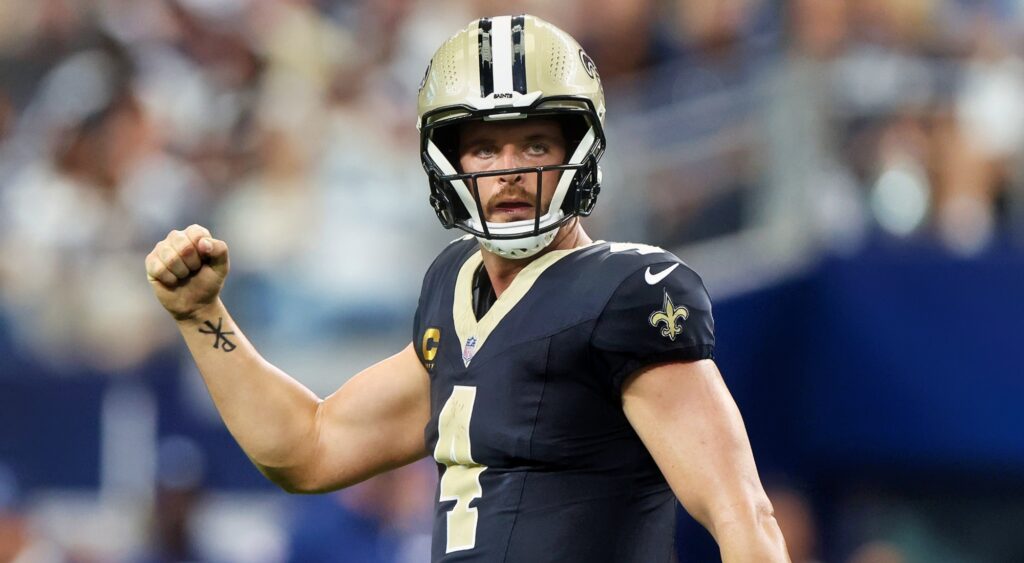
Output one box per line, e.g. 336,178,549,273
418,15,606,259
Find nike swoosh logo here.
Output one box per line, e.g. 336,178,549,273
645,263,679,285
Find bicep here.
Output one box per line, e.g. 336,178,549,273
303,343,431,492
622,360,770,532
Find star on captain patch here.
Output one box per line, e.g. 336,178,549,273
648,289,689,341
462,336,478,367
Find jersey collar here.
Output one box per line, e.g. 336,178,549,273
452,243,597,367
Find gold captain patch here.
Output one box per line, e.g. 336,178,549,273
422,327,441,369
649,289,689,342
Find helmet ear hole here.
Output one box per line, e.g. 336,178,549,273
560,154,600,217
429,173,471,227
429,179,456,228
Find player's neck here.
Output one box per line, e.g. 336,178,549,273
480,221,592,297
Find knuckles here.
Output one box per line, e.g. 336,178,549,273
186,223,211,238
157,243,176,259
177,241,197,256
147,225,223,288
167,225,214,244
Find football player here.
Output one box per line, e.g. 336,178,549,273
145,15,789,562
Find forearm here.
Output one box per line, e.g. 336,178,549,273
712,505,791,563
176,299,322,473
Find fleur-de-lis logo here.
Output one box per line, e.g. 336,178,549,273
648,289,689,341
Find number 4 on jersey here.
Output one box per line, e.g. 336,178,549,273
435,386,487,553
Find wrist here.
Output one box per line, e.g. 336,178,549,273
174,299,225,324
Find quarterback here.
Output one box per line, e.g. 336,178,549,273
145,15,789,562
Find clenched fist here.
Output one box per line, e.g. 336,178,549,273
146,224,230,321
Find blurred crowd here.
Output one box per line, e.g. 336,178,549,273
2,0,1023,371
1,0,1023,562
0,0,462,373
775,0,1024,256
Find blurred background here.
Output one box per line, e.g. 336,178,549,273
0,0,1021,561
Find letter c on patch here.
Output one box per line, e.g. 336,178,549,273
422,328,441,362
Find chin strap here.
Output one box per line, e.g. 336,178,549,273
478,228,558,259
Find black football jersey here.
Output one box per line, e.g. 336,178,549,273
413,237,715,563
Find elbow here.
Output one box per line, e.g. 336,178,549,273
259,460,359,495
260,401,332,494
710,499,790,562
709,497,777,537
257,464,327,495
278,483,322,495
273,477,317,495
751,498,780,528
752,500,784,544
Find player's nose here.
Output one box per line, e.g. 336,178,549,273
495,145,523,184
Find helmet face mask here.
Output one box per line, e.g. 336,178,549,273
428,161,597,238
418,15,606,259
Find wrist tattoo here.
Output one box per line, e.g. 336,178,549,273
198,317,237,352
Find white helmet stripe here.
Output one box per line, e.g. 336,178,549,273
490,16,514,94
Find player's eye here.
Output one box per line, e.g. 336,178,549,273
525,142,549,156
473,145,497,158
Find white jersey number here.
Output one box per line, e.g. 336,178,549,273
434,385,487,553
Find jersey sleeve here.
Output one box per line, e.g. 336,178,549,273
590,261,715,391
412,302,424,365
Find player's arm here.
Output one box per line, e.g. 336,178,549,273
622,359,790,563
146,225,430,494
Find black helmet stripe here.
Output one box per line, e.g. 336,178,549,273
478,18,494,97
511,15,527,94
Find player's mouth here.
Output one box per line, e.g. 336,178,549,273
491,200,535,221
